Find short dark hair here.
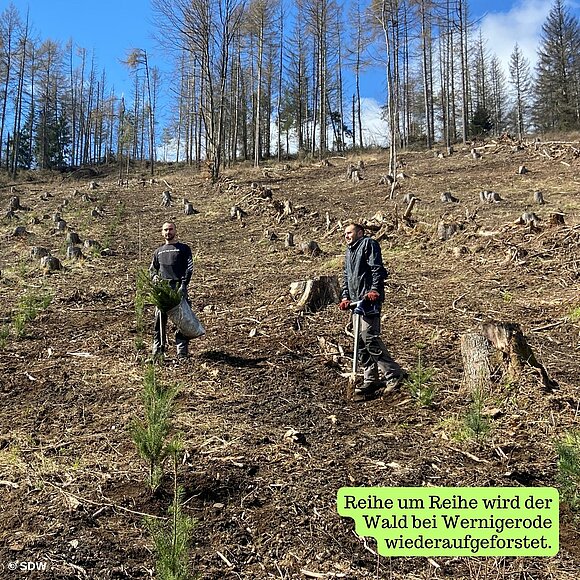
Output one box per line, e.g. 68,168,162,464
348,222,365,234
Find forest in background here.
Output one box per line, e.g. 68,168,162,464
0,0,580,180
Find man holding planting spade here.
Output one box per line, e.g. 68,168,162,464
149,221,194,359
339,223,405,401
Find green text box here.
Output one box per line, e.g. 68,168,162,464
337,487,559,557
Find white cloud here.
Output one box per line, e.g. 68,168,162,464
479,0,553,72
359,98,389,147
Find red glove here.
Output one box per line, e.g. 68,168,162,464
339,299,351,311
366,290,380,302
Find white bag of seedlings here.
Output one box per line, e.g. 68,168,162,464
167,297,205,338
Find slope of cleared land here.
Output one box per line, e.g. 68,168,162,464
0,140,579,579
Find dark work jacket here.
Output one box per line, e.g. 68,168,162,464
341,236,388,303
149,242,193,286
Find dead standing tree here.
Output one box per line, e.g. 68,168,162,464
152,0,245,181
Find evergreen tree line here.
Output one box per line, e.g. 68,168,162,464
0,0,579,179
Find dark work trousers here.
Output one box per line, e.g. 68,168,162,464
359,312,402,386
152,289,189,356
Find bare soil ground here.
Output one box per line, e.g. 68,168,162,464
0,140,579,580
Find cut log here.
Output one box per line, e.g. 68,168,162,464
291,275,341,313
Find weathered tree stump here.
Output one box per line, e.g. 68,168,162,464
230,205,247,220
84,239,101,251
66,245,84,260
56,219,67,232
88,181,99,190
298,240,322,257
52,212,61,222
481,320,558,391
30,246,51,260
533,191,545,205
41,255,61,271
184,202,198,215
378,173,394,186
290,275,340,313
9,196,23,211
471,148,482,159
480,190,502,203
440,191,459,203
264,229,278,241
276,200,294,222
437,221,459,241
66,231,82,245
514,212,540,229
285,232,295,247
549,212,565,226
161,191,172,207
460,332,493,396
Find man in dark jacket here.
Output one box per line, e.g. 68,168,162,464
149,222,194,358
339,223,404,399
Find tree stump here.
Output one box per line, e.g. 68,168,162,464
460,332,493,396
437,221,459,241
230,205,246,220
481,320,558,391
285,232,295,248
4,210,18,220
184,202,198,215
84,239,101,251
549,212,565,226
440,191,459,203
533,191,545,205
67,231,82,245
30,247,51,260
41,255,61,271
298,240,322,257
518,165,529,174
56,219,67,232
66,245,84,260
403,197,418,220
515,212,541,229
9,196,23,211
480,190,502,203
161,191,172,207
378,173,394,186
290,275,340,313
88,181,99,190
53,212,62,222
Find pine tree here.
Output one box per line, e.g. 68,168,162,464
534,0,580,131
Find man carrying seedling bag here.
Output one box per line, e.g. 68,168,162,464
149,221,203,359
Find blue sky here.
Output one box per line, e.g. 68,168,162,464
9,0,580,145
